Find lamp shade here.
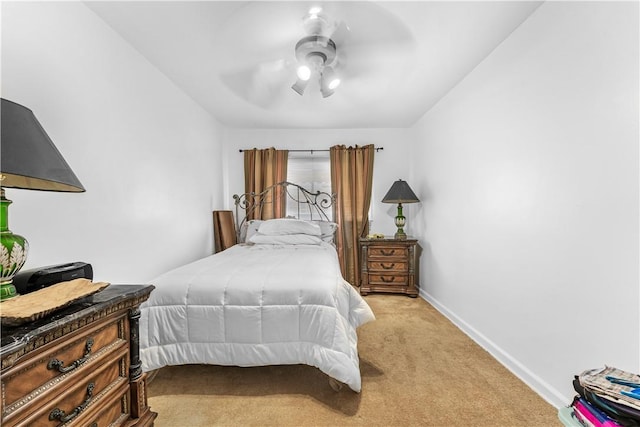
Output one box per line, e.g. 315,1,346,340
1,98,85,192
382,179,419,204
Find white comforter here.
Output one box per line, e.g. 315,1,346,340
140,242,375,392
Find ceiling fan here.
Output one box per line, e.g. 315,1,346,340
291,6,341,98
218,2,415,108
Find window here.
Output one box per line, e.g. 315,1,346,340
286,152,332,221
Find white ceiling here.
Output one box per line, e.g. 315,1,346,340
85,1,542,129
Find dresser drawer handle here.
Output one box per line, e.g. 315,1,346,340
380,249,396,256
381,276,396,283
49,382,95,424
381,263,395,270
48,337,94,373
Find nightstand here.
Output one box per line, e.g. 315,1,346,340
359,237,419,297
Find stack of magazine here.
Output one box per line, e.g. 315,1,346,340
559,366,640,427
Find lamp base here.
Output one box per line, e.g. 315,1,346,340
394,203,407,240
0,281,18,300
394,230,407,240
0,237,26,300
1,189,27,300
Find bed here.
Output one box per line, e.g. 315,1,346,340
139,182,375,392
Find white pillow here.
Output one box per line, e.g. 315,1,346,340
249,233,323,245
257,218,321,236
311,221,338,242
244,220,263,242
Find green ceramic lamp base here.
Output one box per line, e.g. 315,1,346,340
394,230,407,239
394,202,407,239
1,189,27,300
0,282,18,300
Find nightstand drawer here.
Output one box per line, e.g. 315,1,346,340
368,274,408,286
2,313,127,412
368,246,408,258
367,260,407,272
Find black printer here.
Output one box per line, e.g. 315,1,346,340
13,262,93,295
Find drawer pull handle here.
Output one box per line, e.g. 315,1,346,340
49,382,95,424
381,276,396,283
48,337,94,373
381,263,395,270
380,249,396,256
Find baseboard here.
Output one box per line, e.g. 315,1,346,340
418,288,569,409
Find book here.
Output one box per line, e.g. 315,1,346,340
574,398,623,427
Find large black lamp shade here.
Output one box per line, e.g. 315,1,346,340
382,179,419,239
0,98,85,300
1,99,85,192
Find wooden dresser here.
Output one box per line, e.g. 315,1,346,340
1,285,157,427
359,237,419,297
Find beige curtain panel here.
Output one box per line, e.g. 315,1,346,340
330,144,375,287
243,148,289,220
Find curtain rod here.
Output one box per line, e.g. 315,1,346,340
238,147,384,153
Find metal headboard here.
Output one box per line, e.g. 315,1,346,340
233,181,335,241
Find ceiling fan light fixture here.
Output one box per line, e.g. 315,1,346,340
292,34,340,98
320,87,334,98
291,78,308,96
296,65,311,81
320,77,336,98
321,66,341,95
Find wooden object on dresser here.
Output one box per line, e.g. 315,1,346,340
1,285,157,427
359,237,419,297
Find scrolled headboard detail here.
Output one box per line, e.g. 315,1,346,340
233,181,335,241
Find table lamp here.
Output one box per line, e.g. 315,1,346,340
382,179,419,239
1,98,85,300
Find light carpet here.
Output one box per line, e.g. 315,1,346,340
147,294,561,426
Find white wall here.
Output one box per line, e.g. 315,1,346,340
1,2,224,283
411,1,639,407
221,127,415,237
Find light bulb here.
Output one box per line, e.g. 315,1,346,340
328,78,341,90
296,65,311,81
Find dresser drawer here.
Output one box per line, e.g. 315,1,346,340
367,260,407,272
367,246,408,259
2,313,127,414
9,346,129,427
368,274,408,286
83,383,131,427
66,377,131,427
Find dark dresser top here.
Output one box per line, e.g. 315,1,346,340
1,284,154,362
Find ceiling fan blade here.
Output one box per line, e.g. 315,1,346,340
327,19,350,44
322,2,416,83
215,2,309,70
220,59,294,109
326,2,414,47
